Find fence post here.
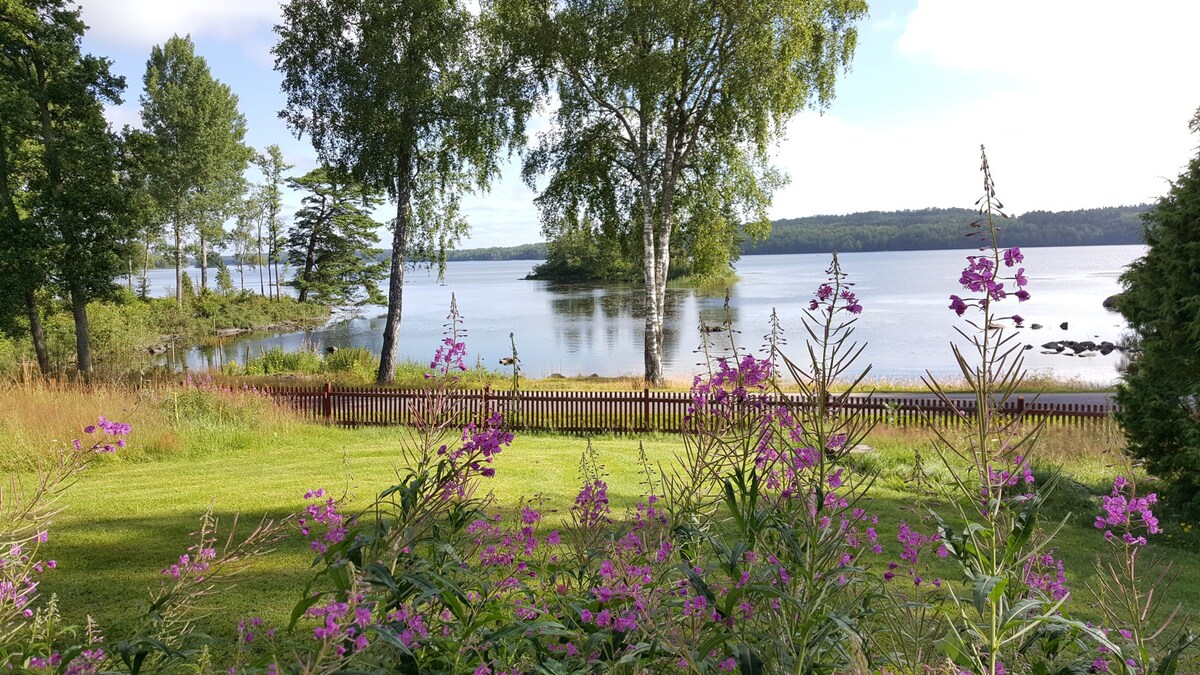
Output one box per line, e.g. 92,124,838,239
483,383,491,422
1016,396,1025,418
643,387,650,433
324,381,333,425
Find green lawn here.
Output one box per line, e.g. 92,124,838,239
32,420,1200,663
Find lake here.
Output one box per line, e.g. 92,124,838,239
145,245,1144,385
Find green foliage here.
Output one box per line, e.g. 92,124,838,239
323,347,377,379
748,205,1150,255
527,212,638,281
242,347,324,376
285,166,387,304
140,34,252,306
510,0,867,382
0,0,135,375
1116,113,1200,517
252,144,294,301
274,0,532,382
216,260,235,295
179,272,195,305
446,242,547,261
162,385,285,429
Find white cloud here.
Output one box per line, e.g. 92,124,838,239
78,0,283,48
898,0,1200,89
770,0,1199,219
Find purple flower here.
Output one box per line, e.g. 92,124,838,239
1003,247,1024,267
949,295,969,316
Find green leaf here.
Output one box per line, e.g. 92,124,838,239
973,574,1008,614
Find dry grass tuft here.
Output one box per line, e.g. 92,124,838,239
0,379,299,471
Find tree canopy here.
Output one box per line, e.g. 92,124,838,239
139,34,251,305
507,0,868,384
273,0,532,383
286,166,386,305
0,0,132,376
1115,110,1200,517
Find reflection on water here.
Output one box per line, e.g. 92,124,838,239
151,245,1147,384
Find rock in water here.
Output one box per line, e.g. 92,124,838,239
1060,322,1069,330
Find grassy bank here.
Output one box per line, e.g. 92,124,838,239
3,382,1191,667
221,346,1114,393
0,291,330,380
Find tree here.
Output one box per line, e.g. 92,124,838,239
1,0,132,377
230,191,262,291
1116,108,1200,516
0,21,52,373
140,34,251,306
508,0,866,384
254,144,292,300
286,166,386,304
274,0,532,383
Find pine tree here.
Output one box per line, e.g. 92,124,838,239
286,167,386,304
1116,107,1200,515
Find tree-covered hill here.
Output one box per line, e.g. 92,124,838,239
444,205,1149,262
743,205,1149,255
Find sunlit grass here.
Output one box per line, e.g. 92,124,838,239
8,382,1195,669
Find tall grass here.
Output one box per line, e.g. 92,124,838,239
0,380,298,471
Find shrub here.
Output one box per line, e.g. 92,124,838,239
323,347,376,377
1116,108,1200,517
243,347,323,376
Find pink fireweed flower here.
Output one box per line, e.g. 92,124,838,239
1095,477,1160,546
1023,550,1069,601
950,245,1031,315
429,337,468,376
808,279,863,315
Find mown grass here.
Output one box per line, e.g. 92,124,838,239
8,383,1196,666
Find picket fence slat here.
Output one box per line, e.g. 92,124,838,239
258,384,1120,434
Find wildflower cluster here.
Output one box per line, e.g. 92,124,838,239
237,616,275,644
439,412,513,495
1095,476,1161,547
808,282,862,315
885,521,946,587
949,246,1029,323
160,546,216,580
687,353,773,418
429,337,468,376
983,453,1036,503
300,488,347,554
1023,550,1069,601
308,596,373,656
429,293,469,377
72,415,131,453
0,540,55,619
572,479,611,530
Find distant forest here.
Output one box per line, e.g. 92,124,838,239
446,242,548,261
447,205,1150,261
744,205,1149,255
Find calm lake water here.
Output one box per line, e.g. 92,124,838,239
147,245,1144,385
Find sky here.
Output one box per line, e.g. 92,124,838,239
78,0,1200,249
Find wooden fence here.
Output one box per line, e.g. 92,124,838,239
264,383,1118,433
